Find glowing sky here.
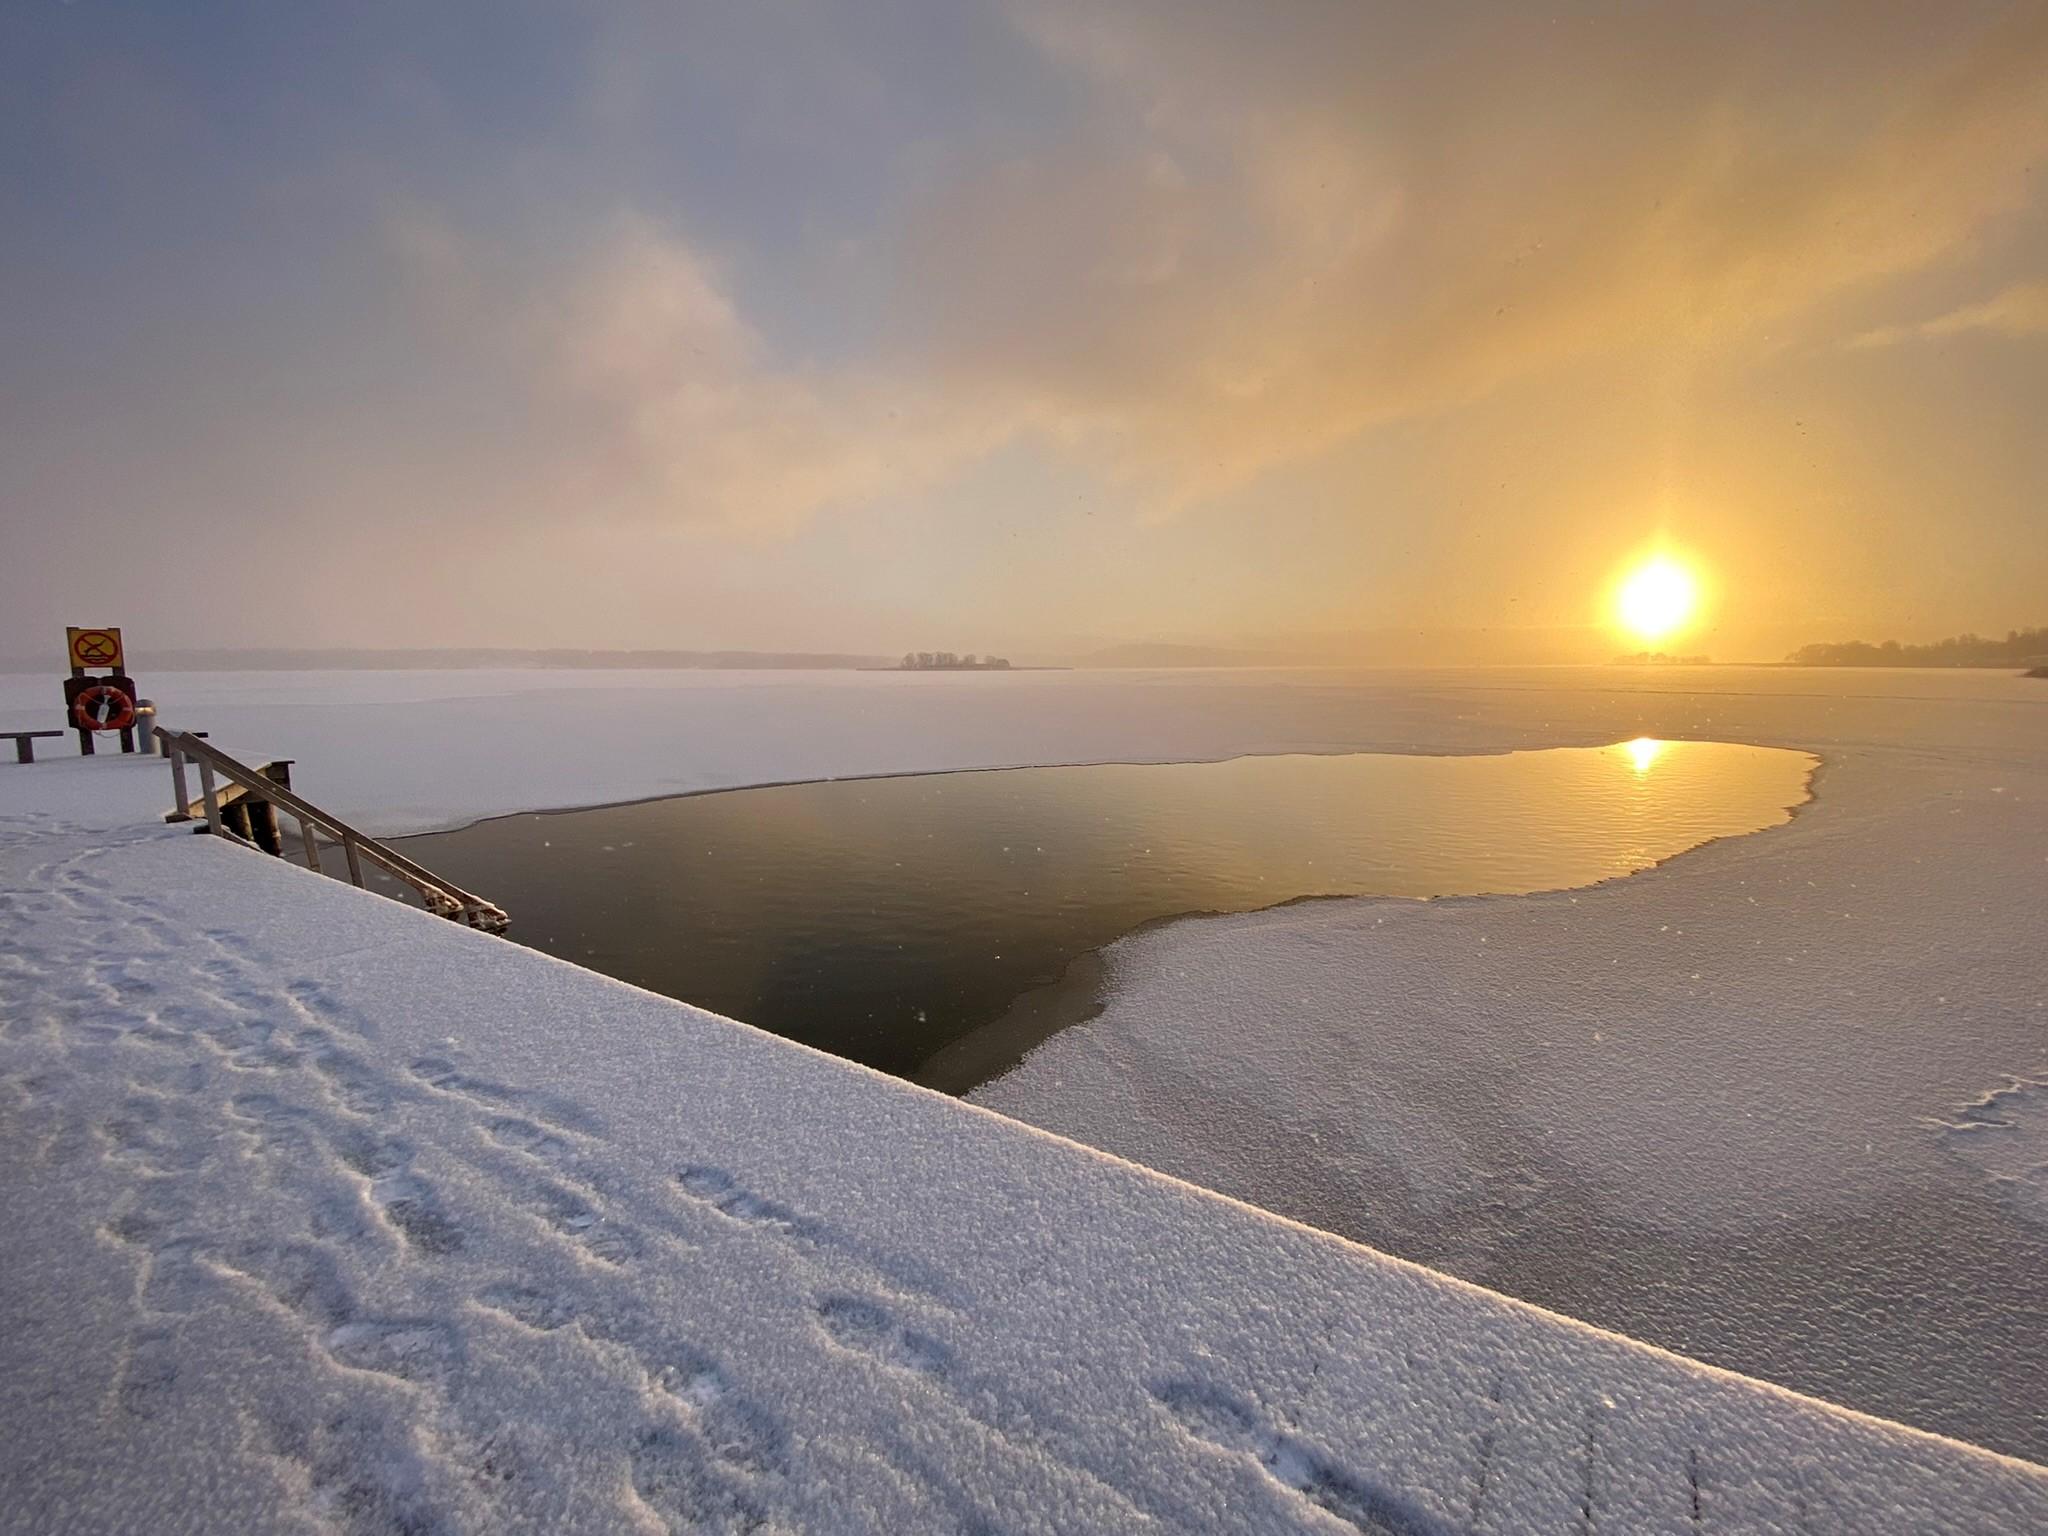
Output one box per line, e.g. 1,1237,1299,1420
4,1,2045,661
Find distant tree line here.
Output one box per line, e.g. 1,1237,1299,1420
1788,628,2048,668
898,651,1013,670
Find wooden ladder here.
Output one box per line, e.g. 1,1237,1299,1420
158,729,509,934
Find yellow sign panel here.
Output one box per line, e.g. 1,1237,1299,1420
67,626,124,670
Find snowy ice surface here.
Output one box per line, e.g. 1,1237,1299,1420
0,662,2034,836
1932,1076,2048,1227
964,671,2048,1462
2,665,2046,1530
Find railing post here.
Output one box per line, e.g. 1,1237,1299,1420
196,756,223,836
151,731,505,932
165,736,192,822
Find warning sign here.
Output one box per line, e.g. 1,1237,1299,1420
67,627,123,670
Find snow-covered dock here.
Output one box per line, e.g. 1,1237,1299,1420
2,668,2046,1533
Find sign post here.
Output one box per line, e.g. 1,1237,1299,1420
63,626,138,755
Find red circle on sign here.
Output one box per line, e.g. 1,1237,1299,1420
73,684,136,733
72,630,119,665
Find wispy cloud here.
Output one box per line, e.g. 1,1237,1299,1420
552,223,980,534
1849,280,2048,348
382,213,1009,534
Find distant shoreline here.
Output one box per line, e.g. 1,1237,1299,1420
0,647,895,674
1769,660,2048,671
3,649,2040,676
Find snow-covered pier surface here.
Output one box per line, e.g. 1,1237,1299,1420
2,665,2045,1530
1,815,2043,1533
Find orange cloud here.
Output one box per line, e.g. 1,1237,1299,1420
392,4,2048,534
887,0,2048,512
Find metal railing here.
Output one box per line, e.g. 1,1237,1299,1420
158,728,509,934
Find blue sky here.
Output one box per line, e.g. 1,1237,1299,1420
4,0,2045,661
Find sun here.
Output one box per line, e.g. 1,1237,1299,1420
1614,555,1700,644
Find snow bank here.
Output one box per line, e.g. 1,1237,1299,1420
1,814,2043,1532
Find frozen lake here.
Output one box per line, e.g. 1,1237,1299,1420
3,663,2042,1466
390,739,1812,1086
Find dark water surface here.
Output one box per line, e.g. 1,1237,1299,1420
395,740,1812,1087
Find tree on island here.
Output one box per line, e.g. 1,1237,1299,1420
1787,627,2048,668
899,651,1012,670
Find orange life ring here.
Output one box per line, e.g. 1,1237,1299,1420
73,684,136,733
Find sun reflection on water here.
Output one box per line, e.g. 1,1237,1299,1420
1624,736,1664,774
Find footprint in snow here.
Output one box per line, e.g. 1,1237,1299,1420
628,1425,770,1536
227,1092,317,1156
1154,1381,1452,1536
814,1296,951,1379
136,1238,216,1316
649,1350,790,1479
476,1283,580,1333
674,1166,812,1238
306,1039,393,1116
521,1180,643,1267
102,1094,210,1174
324,1319,458,1385
330,1127,464,1255
216,1240,357,1328
484,1115,574,1167
405,1055,599,1135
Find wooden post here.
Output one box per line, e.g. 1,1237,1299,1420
342,834,365,889
298,816,322,874
167,740,192,821
69,659,91,756
224,799,255,843
248,798,282,856
196,757,223,835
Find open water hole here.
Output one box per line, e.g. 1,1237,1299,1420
391,739,1814,1089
